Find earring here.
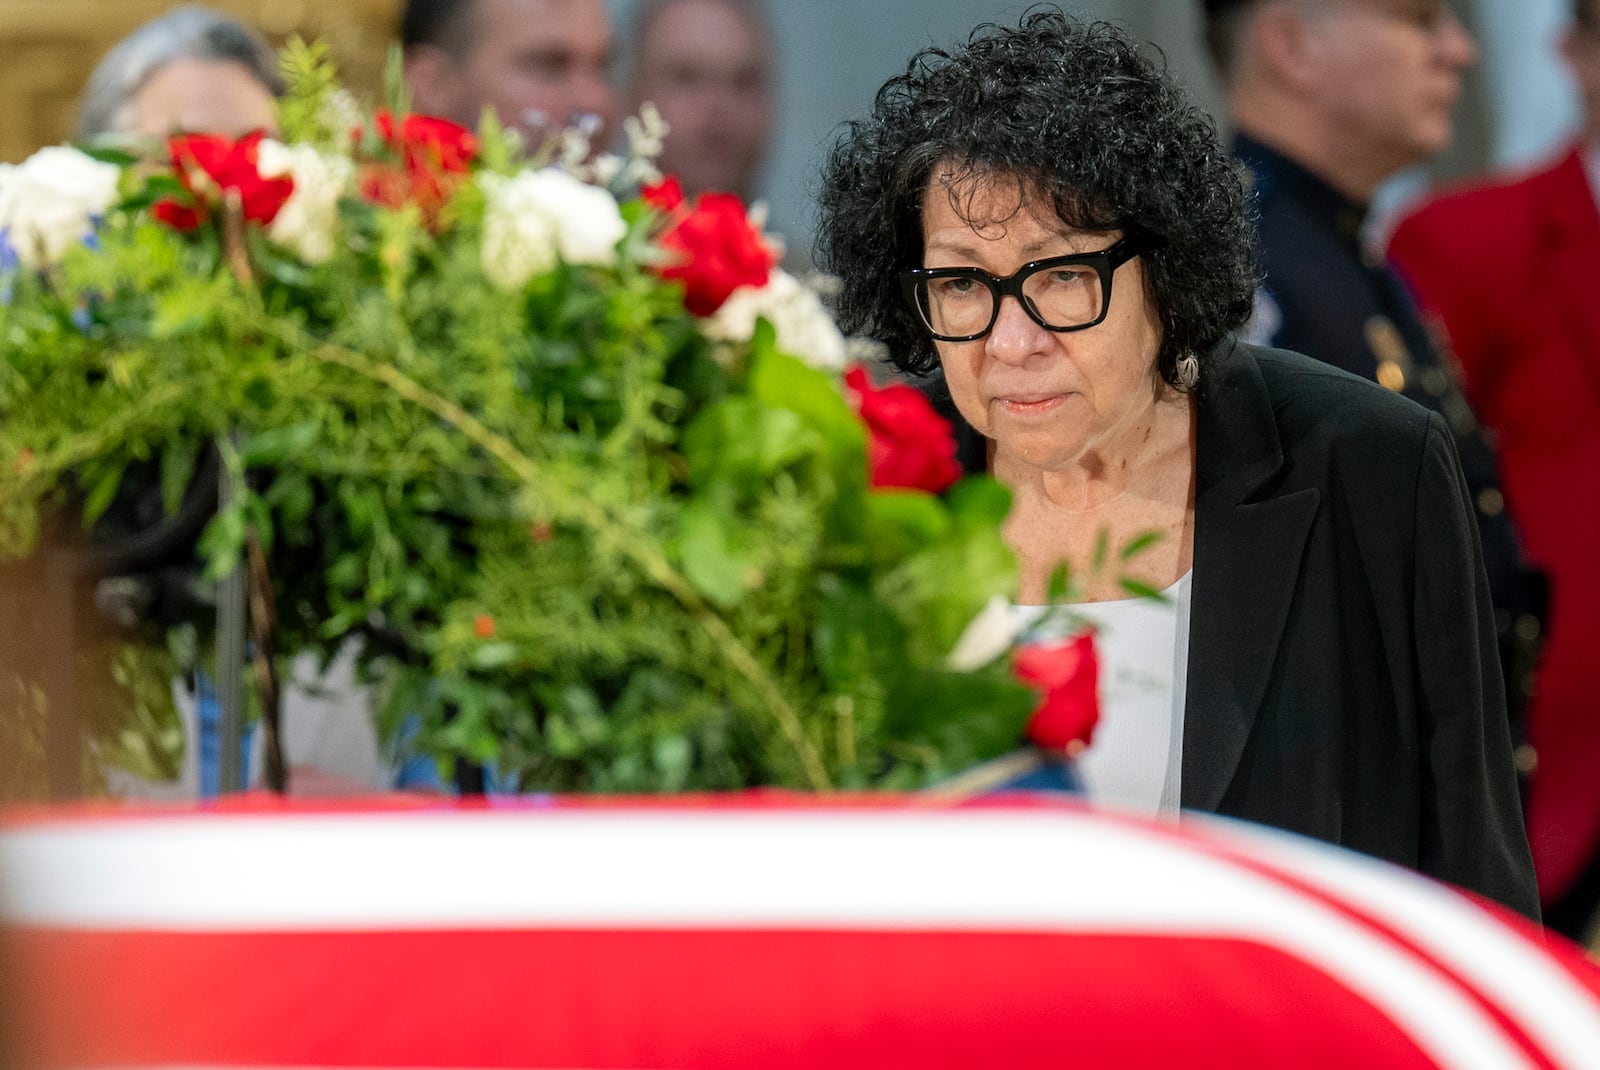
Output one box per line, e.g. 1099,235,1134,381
1176,352,1200,389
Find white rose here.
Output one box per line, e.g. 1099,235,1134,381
945,595,1028,672
478,172,560,290
256,140,353,265
478,168,624,291
702,269,849,371
0,147,120,269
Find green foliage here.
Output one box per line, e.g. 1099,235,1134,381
0,61,1049,795
275,38,350,149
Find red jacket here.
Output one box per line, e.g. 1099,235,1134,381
1390,146,1600,904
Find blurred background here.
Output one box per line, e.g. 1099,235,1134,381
0,0,1582,259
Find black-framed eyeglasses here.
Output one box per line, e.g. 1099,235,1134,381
899,234,1148,343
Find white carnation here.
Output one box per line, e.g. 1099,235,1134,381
702,269,848,371
256,140,352,265
479,168,625,291
0,146,120,269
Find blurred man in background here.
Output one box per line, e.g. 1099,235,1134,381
1388,0,1600,941
623,0,773,201
1203,0,1544,899
403,0,616,150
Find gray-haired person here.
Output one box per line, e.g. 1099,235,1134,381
74,9,388,799
77,5,283,141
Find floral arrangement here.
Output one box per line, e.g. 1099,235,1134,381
0,45,1100,795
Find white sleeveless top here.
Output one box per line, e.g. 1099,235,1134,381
1012,570,1193,816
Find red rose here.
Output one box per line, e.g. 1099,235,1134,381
844,366,963,493
640,175,685,212
154,131,294,232
359,110,477,223
653,191,775,316
1013,631,1101,754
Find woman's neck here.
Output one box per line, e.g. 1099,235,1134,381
994,387,1191,513
999,389,1196,604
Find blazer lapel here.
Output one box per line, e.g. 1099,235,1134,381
1181,343,1319,812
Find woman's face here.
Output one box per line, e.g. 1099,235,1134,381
128,59,278,139
919,170,1165,475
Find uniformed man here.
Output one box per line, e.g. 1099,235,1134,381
1202,0,1543,741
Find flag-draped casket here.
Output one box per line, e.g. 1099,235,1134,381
2,795,1598,1069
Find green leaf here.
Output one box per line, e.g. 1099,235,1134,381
1118,529,1165,562
262,473,315,532
813,573,909,690
80,460,127,525
241,493,274,553
681,397,813,492
1046,563,1074,604
382,41,412,118
150,277,223,338
679,493,755,609
749,315,778,359
159,439,201,518
863,489,950,570
1090,526,1110,576
196,504,248,581
238,422,320,468
748,350,869,544
475,107,517,174
470,641,520,670
137,174,189,200
256,247,313,288
879,480,1019,664
883,667,1036,773
1118,576,1169,602
749,350,863,460
945,476,1013,532
652,735,693,792
74,143,141,167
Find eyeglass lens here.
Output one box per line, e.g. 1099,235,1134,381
917,261,1106,337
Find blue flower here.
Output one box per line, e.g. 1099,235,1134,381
0,227,17,306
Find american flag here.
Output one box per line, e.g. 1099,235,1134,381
2,794,1596,1069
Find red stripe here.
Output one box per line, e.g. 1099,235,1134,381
0,791,1089,829
1136,819,1578,1070
0,792,449,827
6,927,1438,1070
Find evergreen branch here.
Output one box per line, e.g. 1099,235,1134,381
251,313,832,791
15,379,195,493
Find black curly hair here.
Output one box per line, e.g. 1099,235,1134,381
815,8,1255,387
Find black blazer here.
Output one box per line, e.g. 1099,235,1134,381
1186,341,1537,918
931,341,1537,917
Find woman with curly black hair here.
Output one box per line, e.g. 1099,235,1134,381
817,9,1536,917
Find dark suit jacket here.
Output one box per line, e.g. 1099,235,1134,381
1187,340,1537,919
1389,147,1600,904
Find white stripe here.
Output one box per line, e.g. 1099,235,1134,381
0,808,1573,1070
1192,814,1600,1070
